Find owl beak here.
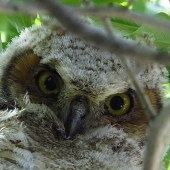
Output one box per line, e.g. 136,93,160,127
64,95,89,139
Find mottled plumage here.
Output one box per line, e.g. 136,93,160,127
0,25,168,170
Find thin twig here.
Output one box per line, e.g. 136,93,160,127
0,1,47,16
102,17,115,37
143,104,170,170
1,1,170,33
102,17,156,120
75,6,170,32
122,59,156,120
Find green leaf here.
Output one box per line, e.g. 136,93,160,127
60,0,127,5
111,18,141,36
163,145,170,169
155,12,170,20
34,15,41,26
93,0,127,5
132,0,147,13
60,0,81,5
0,13,33,45
2,42,8,50
0,33,3,52
10,0,32,2
127,12,170,52
7,14,32,33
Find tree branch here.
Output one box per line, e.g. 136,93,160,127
35,0,170,66
121,58,156,120
75,6,170,33
143,104,170,170
0,1,47,16
1,1,170,33
1,1,170,65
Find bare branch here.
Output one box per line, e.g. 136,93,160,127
1,1,170,65
0,1,47,16
75,6,170,33
102,17,115,37
1,1,170,33
35,0,170,66
122,59,156,120
143,104,170,170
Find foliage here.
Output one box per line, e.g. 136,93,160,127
0,0,170,169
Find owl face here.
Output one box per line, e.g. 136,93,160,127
0,25,168,169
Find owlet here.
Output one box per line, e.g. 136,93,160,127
0,24,168,170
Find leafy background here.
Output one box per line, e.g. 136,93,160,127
0,0,170,169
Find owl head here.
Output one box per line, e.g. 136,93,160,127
0,24,168,169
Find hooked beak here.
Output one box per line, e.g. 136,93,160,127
64,95,89,139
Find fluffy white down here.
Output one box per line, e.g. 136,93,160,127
0,108,143,170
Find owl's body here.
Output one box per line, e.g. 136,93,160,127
0,25,168,170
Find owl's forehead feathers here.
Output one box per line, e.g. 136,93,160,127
37,28,122,73
32,26,128,92
0,25,167,93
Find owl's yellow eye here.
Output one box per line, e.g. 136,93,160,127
37,71,62,95
105,93,131,116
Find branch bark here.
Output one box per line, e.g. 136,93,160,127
1,1,170,33
143,105,170,170
0,1,47,16
1,1,170,65
35,0,170,66
75,6,170,33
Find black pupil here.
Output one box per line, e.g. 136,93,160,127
45,76,57,91
110,96,124,110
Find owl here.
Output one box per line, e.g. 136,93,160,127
0,23,168,170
